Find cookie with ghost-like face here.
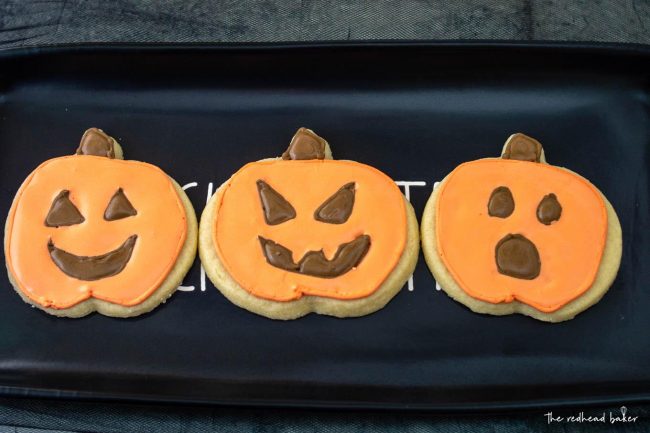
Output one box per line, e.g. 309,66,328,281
421,133,622,322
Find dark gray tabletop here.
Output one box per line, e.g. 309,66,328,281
1,397,649,433
1,1,649,432
1,0,649,48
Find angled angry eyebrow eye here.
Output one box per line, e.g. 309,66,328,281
45,190,85,227
104,188,138,221
314,182,355,224
256,180,296,225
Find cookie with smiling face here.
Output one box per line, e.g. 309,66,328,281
4,128,198,318
421,133,622,322
199,128,419,320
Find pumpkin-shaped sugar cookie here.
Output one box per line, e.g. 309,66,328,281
199,128,419,320
4,128,198,318
421,133,622,322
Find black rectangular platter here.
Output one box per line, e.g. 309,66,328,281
0,43,648,410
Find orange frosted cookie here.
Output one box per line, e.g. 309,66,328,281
421,133,622,322
199,128,419,320
4,128,197,318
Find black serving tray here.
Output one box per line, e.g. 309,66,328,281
0,43,648,411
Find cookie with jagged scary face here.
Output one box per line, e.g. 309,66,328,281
199,128,419,320
421,133,622,322
5,128,197,318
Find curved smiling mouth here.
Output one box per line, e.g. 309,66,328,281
48,235,137,281
258,234,371,278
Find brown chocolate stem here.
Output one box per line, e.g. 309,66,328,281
502,133,542,162
76,128,116,158
282,128,327,160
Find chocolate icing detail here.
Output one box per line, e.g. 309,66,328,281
257,237,299,272
314,182,355,224
256,180,296,225
282,128,326,160
45,190,85,227
48,235,137,281
76,128,115,158
495,233,541,280
537,193,562,225
259,234,371,278
104,188,137,221
502,133,542,162
487,186,514,218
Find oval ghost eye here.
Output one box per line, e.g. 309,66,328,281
487,186,514,218
314,182,355,224
45,190,85,227
257,180,296,225
537,193,562,225
104,188,137,221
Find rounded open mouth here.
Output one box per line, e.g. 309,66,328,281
495,233,540,280
48,235,137,281
258,234,371,278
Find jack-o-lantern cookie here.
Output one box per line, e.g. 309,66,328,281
421,133,622,322
4,128,198,318
199,128,419,320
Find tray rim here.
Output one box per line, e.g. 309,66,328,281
1,384,649,413
0,41,648,412
0,40,649,58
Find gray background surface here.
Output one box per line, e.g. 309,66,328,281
1,0,649,432
1,0,650,48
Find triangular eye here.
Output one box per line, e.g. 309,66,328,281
257,180,296,225
314,182,355,224
45,190,85,227
104,188,137,221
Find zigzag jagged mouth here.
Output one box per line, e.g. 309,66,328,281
258,234,371,278
48,235,137,281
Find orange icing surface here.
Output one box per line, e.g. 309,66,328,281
5,155,188,309
436,158,608,312
213,159,407,301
